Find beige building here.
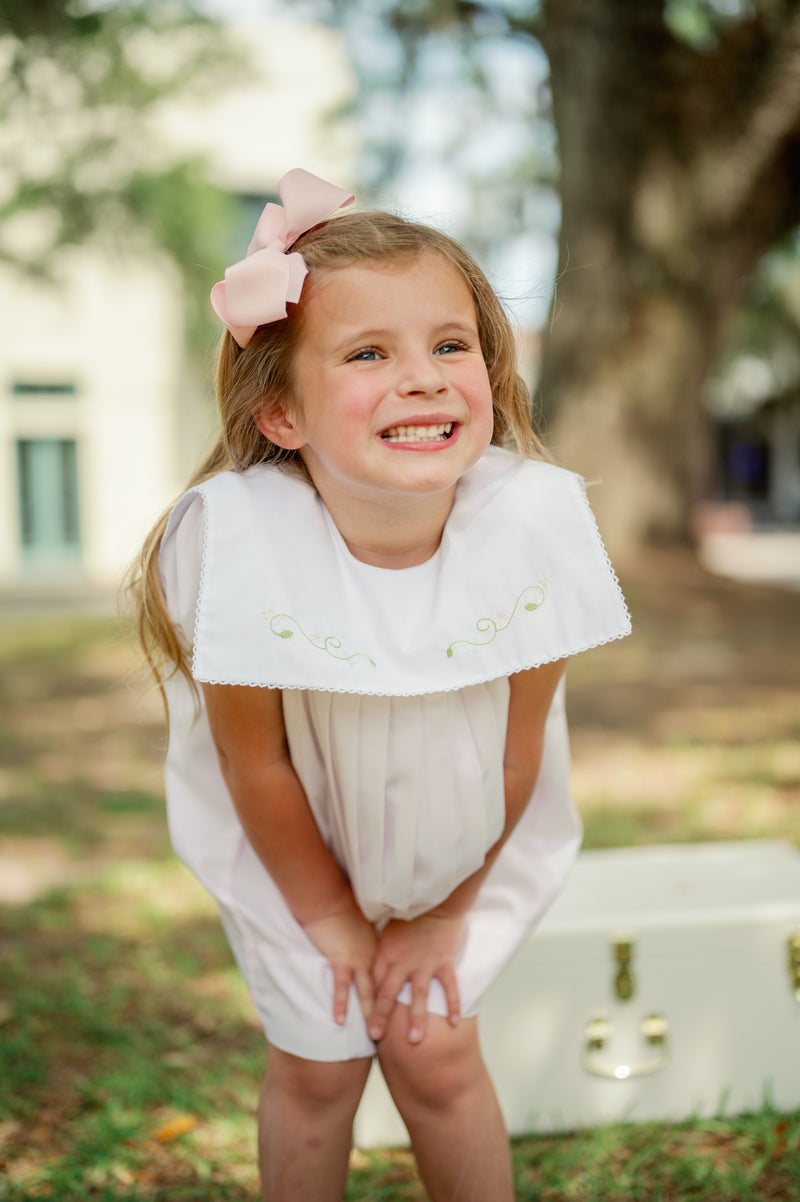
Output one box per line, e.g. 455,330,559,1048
0,18,355,591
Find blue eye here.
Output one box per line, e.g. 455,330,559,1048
349,348,381,362
436,341,467,355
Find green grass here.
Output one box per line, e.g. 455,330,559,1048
0,876,263,1199
1,552,799,1199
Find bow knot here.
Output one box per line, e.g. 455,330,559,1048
210,168,354,348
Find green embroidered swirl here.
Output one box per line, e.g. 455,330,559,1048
265,611,376,668
446,582,548,658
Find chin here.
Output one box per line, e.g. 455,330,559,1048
393,470,463,497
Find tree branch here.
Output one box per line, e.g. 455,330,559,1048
702,7,800,225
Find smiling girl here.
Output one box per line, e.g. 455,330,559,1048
129,169,630,1201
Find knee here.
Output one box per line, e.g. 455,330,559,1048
378,1015,483,1113
264,1048,370,1113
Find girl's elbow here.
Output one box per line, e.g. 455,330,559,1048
504,755,544,807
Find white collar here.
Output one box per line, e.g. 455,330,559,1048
165,446,630,696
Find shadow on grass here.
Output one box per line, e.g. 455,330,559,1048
0,877,266,1201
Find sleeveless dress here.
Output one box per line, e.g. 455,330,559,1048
159,446,630,1061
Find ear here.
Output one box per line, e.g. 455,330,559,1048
254,402,306,450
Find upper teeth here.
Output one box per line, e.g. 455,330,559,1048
381,423,453,442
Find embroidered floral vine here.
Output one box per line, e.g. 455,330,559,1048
445,581,548,658
264,610,377,667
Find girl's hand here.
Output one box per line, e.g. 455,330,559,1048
369,911,464,1045
301,899,378,1029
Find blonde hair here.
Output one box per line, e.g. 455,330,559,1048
126,208,546,705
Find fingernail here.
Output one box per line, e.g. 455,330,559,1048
369,1025,381,1039
409,1028,422,1043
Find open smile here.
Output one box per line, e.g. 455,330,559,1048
380,422,455,444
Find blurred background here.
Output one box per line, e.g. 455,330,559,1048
1,2,800,1197
2,0,800,590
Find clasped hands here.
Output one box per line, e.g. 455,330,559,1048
301,896,464,1045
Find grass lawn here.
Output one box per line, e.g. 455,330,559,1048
1,547,799,1200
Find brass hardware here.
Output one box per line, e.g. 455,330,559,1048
585,1015,612,1052
640,1012,669,1046
613,937,635,1001
582,1012,670,1080
787,932,800,1002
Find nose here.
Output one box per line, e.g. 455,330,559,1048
396,349,447,397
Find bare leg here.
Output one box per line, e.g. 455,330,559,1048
377,1008,513,1202
257,1047,372,1202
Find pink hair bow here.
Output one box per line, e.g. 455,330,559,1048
210,168,354,348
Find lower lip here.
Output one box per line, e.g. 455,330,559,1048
379,426,460,451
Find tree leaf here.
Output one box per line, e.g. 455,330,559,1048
151,1113,198,1142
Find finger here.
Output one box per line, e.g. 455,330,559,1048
407,975,431,1044
371,948,393,994
330,963,351,1026
353,967,373,1026
371,959,402,1011
436,964,461,1027
368,967,404,1041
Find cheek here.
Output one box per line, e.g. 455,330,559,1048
331,380,380,427
300,389,374,451
473,375,497,443
468,366,494,415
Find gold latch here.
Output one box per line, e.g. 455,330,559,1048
787,932,800,1002
614,937,634,1001
582,1012,670,1079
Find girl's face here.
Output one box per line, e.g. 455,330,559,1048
262,254,494,512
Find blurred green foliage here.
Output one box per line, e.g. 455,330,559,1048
0,0,244,343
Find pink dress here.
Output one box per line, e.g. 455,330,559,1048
159,446,630,1060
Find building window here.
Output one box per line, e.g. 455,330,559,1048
12,381,77,398
16,438,81,561
717,424,770,503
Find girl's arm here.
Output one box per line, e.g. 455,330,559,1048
201,682,376,1028
369,657,568,1044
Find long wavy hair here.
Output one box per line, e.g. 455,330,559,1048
126,208,546,706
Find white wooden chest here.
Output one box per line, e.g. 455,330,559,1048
353,840,800,1147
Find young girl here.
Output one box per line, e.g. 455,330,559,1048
131,168,630,1201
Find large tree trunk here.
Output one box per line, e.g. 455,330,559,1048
539,0,800,550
